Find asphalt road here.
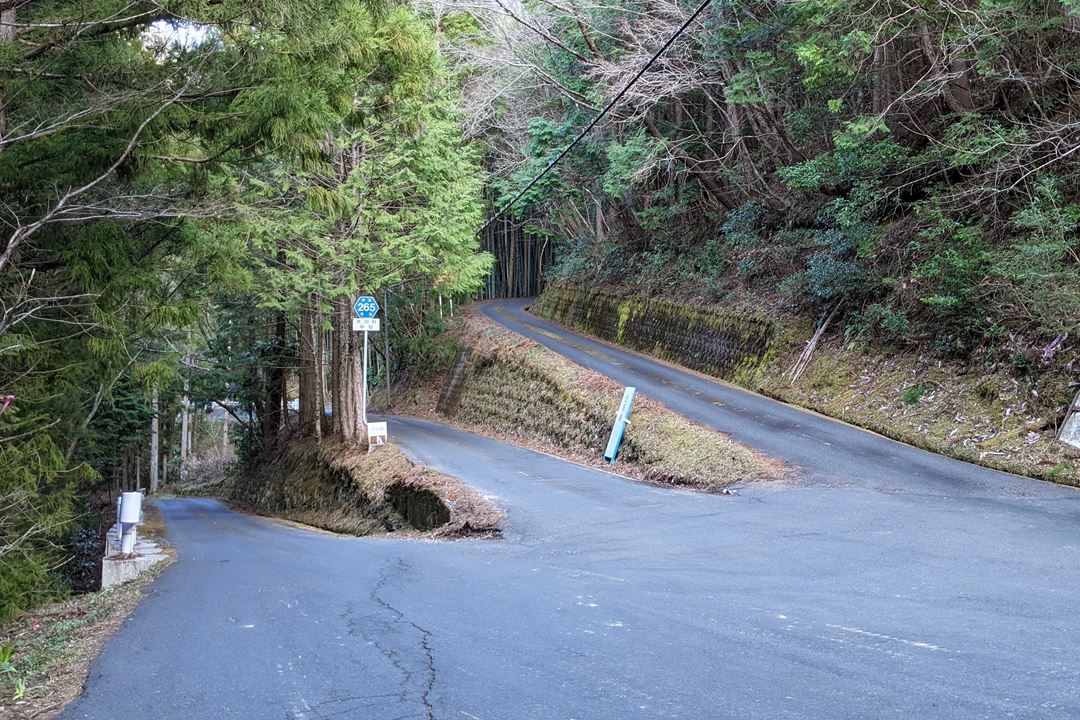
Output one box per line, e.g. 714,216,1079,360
66,422,1080,719
479,299,1075,499
63,301,1080,719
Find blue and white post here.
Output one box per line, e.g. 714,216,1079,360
352,295,381,427
603,387,636,463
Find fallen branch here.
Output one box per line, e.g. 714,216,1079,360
787,302,841,386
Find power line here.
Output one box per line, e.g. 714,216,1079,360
478,0,716,234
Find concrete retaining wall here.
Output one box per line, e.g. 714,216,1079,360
532,286,776,382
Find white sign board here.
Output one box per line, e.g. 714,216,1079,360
352,317,380,332
367,421,388,446
1060,389,1080,451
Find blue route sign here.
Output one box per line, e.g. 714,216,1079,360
353,296,380,319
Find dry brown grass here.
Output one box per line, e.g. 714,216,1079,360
187,439,504,538
398,312,787,491
753,337,1080,485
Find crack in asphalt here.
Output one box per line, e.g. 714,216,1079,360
357,558,438,720
316,692,409,719
342,602,358,637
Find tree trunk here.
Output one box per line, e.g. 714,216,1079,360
330,295,363,442
945,56,974,113
319,323,331,436
263,309,285,446
0,7,14,146
298,297,322,438
595,197,604,245
188,406,196,460
180,380,190,466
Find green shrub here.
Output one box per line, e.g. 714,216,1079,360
806,252,864,299
901,383,927,405
0,415,76,624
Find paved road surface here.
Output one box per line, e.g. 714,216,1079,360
66,418,1080,719
64,301,1080,719
479,299,1074,499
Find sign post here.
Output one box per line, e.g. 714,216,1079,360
603,386,636,463
352,296,380,430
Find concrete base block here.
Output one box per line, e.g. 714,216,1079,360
102,551,166,589
102,527,166,589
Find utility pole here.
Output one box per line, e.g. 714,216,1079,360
149,387,159,493
180,378,190,467
383,289,391,408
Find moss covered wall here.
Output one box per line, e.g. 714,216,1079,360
533,285,776,382
530,284,1078,486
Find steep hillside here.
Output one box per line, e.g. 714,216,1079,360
439,0,1079,409
392,312,786,490
534,285,1079,485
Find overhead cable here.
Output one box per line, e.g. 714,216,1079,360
478,0,716,234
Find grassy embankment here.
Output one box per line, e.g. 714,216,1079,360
392,312,786,491
535,286,1079,485
174,441,503,537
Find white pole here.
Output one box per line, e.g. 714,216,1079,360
119,492,142,555
121,526,137,554
361,330,369,426
180,380,190,465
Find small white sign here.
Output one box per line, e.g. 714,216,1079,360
367,421,388,446
1060,389,1080,451
352,317,380,332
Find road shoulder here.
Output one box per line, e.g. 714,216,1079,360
0,502,173,720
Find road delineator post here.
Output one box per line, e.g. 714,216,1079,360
604,386,636,463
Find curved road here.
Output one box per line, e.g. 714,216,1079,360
480,298,1075,499
63,304,1080,719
